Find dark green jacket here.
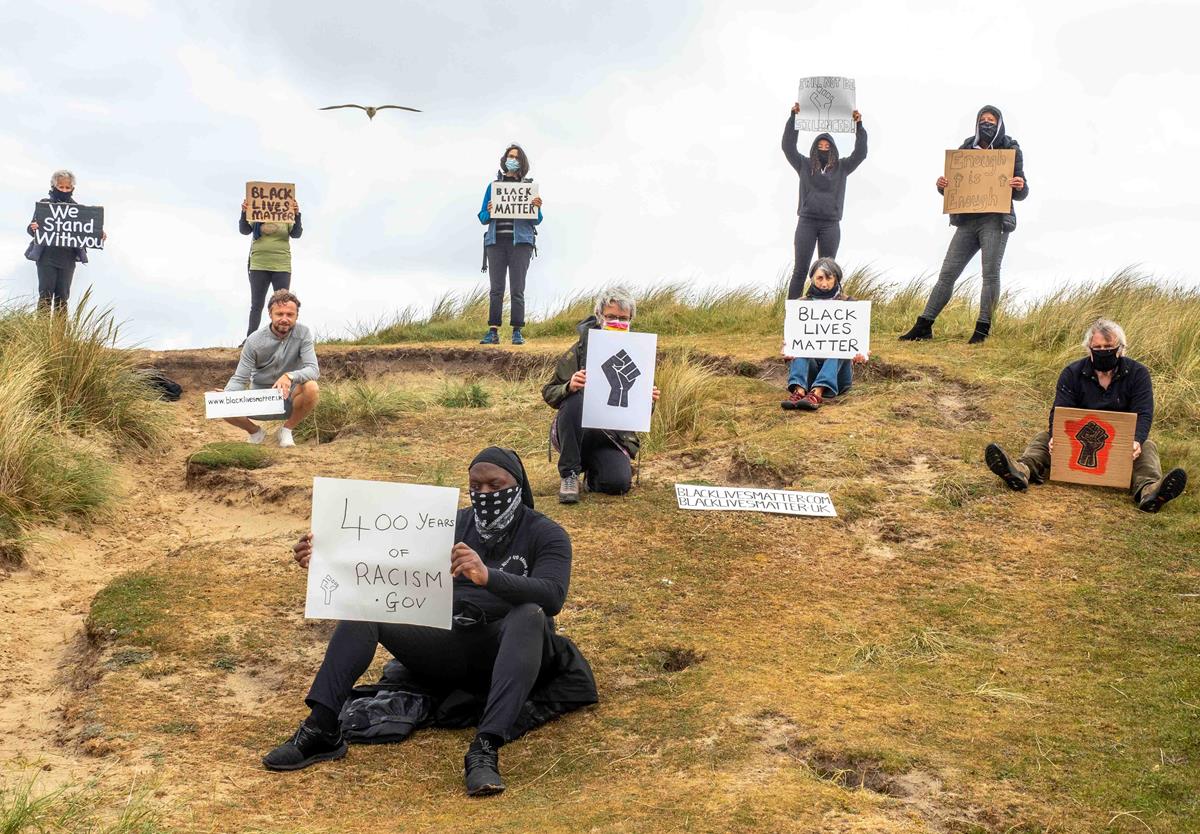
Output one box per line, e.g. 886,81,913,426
542,316,641,458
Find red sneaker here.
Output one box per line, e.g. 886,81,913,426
781,388,807,410
795,390,824,411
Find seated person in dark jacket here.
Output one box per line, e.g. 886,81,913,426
985,319,1187,512
263,447,583,797
542,286,660,504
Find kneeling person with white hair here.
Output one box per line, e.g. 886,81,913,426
223,289,320,448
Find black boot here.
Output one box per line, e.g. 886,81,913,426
985,443,1029,492
262,721,347,771
968,320,991,344
464,735,505,797
898,316,934,341
1137,468,1188,513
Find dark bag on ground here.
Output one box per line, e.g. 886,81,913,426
137,369,183,402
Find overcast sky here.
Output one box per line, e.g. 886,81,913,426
1,0,1196,349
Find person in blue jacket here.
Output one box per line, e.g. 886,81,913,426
478,143,543,345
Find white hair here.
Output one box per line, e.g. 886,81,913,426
1082,318,1127,354
594,286,636,319
50,169,76,188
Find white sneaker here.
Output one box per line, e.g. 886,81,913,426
247,428,266,445
277,427,295,448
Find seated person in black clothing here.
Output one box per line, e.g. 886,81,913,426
542,286,660,504
985,318,1187,512
263,447,582,797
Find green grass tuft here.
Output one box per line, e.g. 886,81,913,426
186,441,273,471
436,380,491,409
86,571,168,646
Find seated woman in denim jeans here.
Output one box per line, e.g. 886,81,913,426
781,258,867,411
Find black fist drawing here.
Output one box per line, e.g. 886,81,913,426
1073,420,1110,469
601,350,641,408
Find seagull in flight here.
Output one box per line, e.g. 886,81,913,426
319,104,422,120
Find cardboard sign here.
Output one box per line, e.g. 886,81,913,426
305,477,458,628
204,389,286,419
942,150,1015,215
783,300,871,359
490,181,539,220
1049,407,1137,488
794,76,856,134
675,484,837,517
32,203,105,249
581,329,657,433
246,182,297,223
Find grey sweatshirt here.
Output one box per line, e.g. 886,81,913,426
225,322,319,391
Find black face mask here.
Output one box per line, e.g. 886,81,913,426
1090,347,1120,372
977,122,998,143
49,188,74,202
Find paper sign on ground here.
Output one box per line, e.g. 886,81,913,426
1049,407,1137,488
581,329,657,433
942,150,1015,215
204,389,286,419
783,300,871,360
490,181,539,220
675,484,837,517
32,203,105,249
246,181,297,223
305,477,458,628
794,77,856,133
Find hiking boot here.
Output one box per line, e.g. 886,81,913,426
985,442,1029,491
781,388,807,410
1137,468,1187,513
246,427,266,445
277,426,295,448
898,316,935,341
558,473,580,504
511,328,526,345
464,737,505,797
479,328,500,345
968,320,991,344
262,721,347,772
794,390,824,411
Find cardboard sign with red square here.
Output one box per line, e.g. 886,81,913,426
1049,407,1137,488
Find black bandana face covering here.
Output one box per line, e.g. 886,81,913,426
470,485,522,541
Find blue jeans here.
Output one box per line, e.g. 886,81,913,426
788,357,852,395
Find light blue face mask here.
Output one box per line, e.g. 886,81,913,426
504,158,520,172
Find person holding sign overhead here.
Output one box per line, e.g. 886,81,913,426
781,258,867,411
984,319,1187,512
25,169,106,314
264,447,595,798
478,143,543,345
239,190,303,337
222,289,319,448
542,287,660,504
781,104,867,298
900,105,1028,344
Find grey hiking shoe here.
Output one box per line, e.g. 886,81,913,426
558,473,580,504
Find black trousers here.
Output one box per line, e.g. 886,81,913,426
36,260,76,313
788,218,841,298
247,270,291,335
555,392,633,493
306,603,548,741
486,241,533,328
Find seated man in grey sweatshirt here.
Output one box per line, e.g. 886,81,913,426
223,289,320,448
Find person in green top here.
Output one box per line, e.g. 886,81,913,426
240,198,304,336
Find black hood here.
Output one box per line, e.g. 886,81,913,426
809,133,839,170
971,104,1006,149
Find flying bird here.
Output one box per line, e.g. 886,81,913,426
319,103,422,120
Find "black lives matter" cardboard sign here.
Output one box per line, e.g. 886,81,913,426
246,182,297,223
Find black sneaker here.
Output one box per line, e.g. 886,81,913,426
262,721,347,771
985,443,1029,492
1138,468,1187,513
464,738,505,797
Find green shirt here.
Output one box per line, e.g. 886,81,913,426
249,222,293,272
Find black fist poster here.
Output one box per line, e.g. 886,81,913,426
1049,406,1136,489
581,329,656,433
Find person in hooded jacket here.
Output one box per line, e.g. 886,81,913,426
239,196,304,337
264,447,590,798
542,286,660,504
781,104,867,299
900,105,1028,344
478,143,544,346
25,169,106,314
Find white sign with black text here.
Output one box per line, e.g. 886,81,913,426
204,388,286,419
581,329,657,433
794,76,857,134
490,181,539,220
783,299,871,360
675,484,837,517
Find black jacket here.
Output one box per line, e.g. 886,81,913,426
781,114,868,221
938,104,1028,232
1049,356,1154,443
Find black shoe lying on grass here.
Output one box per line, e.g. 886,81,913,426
262,721,347,771
464,737,505,797
985,443,1029,492
1138,468,1188,513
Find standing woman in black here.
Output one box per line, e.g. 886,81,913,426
26,169,104,314
478,143,543,345
781,104,867,299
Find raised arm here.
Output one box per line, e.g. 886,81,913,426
289,211,304,238
781,108,806,175
239,205,253,235
842,118,868,174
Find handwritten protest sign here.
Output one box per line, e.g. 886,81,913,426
305,477,458,628
1049,407,1137,488
942,150,1015,215
783,300,871,359
32,203,104,249
204,389,286,419
490,181,539,220
795,76,856,134
675,484,837,517
245,182,297,223
582,329,657,433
